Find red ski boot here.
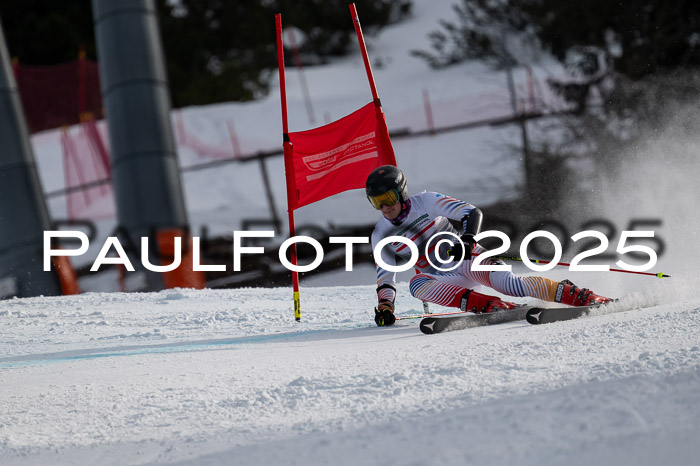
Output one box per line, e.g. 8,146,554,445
555,279,611,306
460,290,519,314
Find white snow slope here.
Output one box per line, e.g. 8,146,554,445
4,0,700,465
1,287,699,466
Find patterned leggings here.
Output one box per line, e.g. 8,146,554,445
409,246,559,308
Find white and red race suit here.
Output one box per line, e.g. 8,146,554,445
371,191,559,307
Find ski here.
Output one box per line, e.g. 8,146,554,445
525,304,600,325
419,305,532,334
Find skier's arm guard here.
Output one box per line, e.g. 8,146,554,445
461,208,483,238
460,208,483,255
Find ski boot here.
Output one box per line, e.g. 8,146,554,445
555,279,611,306
460,290,518,314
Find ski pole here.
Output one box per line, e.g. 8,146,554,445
490,255,670,278
395,310,469,321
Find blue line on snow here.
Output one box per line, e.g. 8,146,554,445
0,328,339,369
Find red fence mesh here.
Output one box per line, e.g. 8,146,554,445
61,118,115,220
14,57,102,133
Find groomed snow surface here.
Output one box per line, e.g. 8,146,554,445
1,282,699,465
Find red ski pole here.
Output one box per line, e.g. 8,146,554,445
490,254,670,278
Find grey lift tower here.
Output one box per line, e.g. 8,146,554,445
0,19,62,298
92,0,192,291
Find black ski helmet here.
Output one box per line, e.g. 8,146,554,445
365,165,409,209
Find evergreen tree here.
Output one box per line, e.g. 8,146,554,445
413,0,700,81
0,0,412,107
0,0,97,63
412,0,700,193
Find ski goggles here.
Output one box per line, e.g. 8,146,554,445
368,189,399,209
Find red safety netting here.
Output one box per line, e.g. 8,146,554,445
175,110,241,160
61,118,115,220
14,57,102,133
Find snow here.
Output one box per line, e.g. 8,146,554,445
4,0,700,464
2,288,700,465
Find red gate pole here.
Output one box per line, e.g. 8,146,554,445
349,3,381,109
276,14,302,321
349,3,397,167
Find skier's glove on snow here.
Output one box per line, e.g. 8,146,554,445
374,300,396,327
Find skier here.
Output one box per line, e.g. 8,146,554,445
365,165,611,326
